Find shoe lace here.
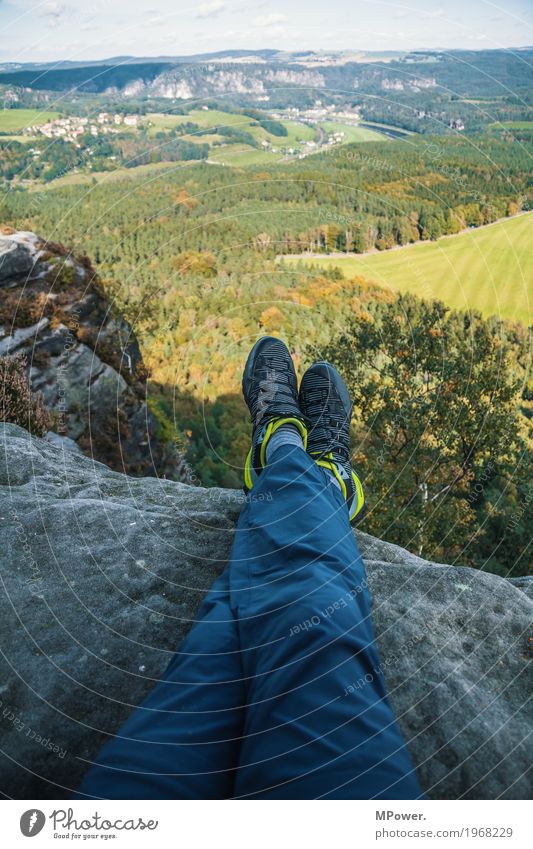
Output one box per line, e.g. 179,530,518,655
250,365,298,426
307,388,352,464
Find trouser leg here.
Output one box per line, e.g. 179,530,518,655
76,568,245,799
230,443,424,799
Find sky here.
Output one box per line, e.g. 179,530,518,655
0,0,532,64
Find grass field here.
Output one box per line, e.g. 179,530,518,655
249,119,317,147
0,134,40,143
321,121,387,143
491,121,533,129
144,109,246,134
34,159,194,190
144,109,317,150
0,108,60,132
281,121,317,143
143,109,320,165
360,120,412,134
283,214,533,325
180,132,226,144
208,143,280,167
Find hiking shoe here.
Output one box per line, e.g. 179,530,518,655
299,361,365,523
242,336,307,492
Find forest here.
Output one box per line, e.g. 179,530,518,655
2,125,531,576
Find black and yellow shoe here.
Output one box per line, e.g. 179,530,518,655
242,336,307,492
299,361,365,524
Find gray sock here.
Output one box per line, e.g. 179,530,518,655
265,425,304,463
324,467,342,492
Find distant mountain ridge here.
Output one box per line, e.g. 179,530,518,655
0,50,281,71
1,48,531,100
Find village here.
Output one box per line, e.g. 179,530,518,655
25,111,140,143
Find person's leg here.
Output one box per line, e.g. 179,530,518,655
231,442,424,799
76,567,245,799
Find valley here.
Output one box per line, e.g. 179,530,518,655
1,46,532,574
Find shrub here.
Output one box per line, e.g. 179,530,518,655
0,354,51,436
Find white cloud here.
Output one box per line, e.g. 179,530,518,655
146,14,166,27
39,2,72,28
196,0,226,19
40,2,69,19
232,0,267,11
254,12,287,27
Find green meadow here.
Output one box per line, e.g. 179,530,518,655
321,121,387,143
142,109,396,165
284,213,533,325
0,108,60,132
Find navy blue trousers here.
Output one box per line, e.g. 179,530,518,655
77,444,423,799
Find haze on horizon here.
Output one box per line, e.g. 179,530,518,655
0,0,532,65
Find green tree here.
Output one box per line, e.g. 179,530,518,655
321,296,529,571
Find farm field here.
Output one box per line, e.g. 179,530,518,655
321,121,390,142
283,213,533,325
143,109,246,133
144,109,317,147
33,159,193,189
180,132,225,144
0,108,60,132
143,109,319,163
360,120,413,134
0,134,39,143
491,120,533,128
207,143,280,166
242,118,316,146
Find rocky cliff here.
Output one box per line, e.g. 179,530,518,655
0,423,531,799
0,228,181,478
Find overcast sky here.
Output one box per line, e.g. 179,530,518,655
0,0,532,63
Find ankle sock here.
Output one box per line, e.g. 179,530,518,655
265,424,304,464
259,424,343,495
324,467,342,492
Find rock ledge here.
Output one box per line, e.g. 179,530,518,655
0,423,531,799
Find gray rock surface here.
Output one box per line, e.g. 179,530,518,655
0,318,51,356
0,423,531,799
44,431,82,454
0,231,41,285
0,228,182,478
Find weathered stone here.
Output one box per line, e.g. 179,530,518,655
0,318,49,356
0,234,39,285
0,229,182,478
44,431,82,454
0,423,531,800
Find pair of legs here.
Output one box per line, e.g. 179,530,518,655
76,340,423,799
